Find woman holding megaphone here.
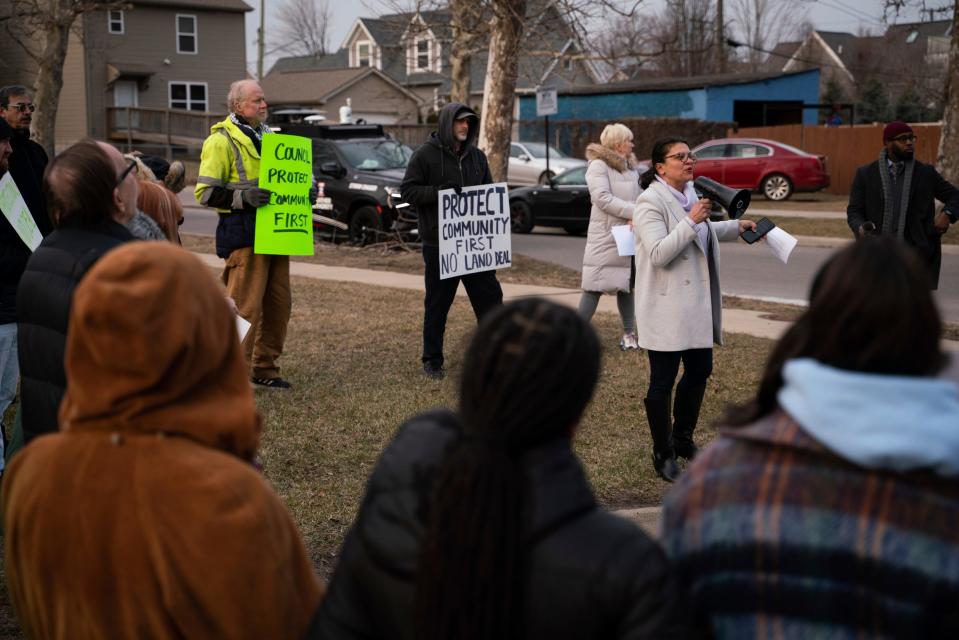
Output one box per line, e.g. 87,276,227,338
633,137,756,482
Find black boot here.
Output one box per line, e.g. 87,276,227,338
673,383,707,461
644,395,680,482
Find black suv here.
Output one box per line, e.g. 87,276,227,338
275,123,418,245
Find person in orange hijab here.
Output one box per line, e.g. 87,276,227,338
1,242,323,639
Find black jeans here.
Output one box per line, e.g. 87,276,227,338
646,348,713,400
422,245,503,366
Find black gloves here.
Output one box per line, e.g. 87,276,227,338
242,187,273,208
439,182,462,195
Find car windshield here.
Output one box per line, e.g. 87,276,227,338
554,166,586,185
338,139,414,170
521,142,567,159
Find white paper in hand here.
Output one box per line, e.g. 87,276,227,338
611,225,635,257
236,315,252,342
764,226,798,264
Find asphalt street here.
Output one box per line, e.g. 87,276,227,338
179,200,959,323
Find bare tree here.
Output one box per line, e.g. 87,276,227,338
479,0,527,181
730,0,806,72
447,0,485,103
271,0,332,58
1,0,127,155
937,0,959,184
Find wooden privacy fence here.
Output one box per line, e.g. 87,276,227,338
728,124,942,196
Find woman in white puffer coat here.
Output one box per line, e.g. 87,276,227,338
579,123,642,350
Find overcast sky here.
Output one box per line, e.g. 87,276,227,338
243,0,935,75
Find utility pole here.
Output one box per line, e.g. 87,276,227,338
257,0,265,79
716,0,725,74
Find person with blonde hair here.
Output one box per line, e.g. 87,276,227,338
578,123,642,350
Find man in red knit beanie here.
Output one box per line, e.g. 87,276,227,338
847,120,959,288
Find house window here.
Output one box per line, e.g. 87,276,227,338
416,39,430,71
169,82,208,111
176,14,197,54
355,41,371,67
108,10,124,34
564,57,574,71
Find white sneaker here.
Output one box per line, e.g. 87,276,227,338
620,332,639,351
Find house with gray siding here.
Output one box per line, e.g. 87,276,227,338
0,0,250,150
265,3,600,122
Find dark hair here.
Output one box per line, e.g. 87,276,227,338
640,136,687,188
725,237,945,426
415,298,601,640
43,139,119,229
0,85,30,107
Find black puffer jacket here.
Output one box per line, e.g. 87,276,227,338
0,133,52,324
400,103,492,246
311,410,687,639
17,221,134,442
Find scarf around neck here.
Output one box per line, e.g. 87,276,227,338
229,112,270,153
878,148,913,238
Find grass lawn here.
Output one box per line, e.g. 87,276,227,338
238,275,773,579
761,215,959,246
0,271,774,635
747,192,847,212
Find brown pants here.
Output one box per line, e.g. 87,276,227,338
222,247,291,379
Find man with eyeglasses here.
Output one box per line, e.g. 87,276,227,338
847,120,959,289
0,86,53,467
0,86,49,235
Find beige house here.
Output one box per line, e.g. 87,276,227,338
260,67,421,125
0,0,250,151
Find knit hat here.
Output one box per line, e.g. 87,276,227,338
0,118,12,140
883,121,914,143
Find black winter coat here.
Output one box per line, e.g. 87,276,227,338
17,221,133,442
846,158,959,288
400,103,492,246
311,410,688,639
0,133,52,324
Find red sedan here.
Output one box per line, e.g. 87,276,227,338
691,138,830,201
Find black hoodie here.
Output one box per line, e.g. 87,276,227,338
400,103,492,246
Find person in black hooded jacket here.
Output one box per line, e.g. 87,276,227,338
16,140,136,445
400,102,503,379
310,298,687,639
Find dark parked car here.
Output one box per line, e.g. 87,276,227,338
509,165,590,234
274,123,417,244
691,137,830,201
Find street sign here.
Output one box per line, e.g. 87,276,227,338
536,87,558,117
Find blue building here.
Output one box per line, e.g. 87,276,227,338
519,69,821,127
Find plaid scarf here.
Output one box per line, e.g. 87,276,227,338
229,112,270,154
878,148,913,238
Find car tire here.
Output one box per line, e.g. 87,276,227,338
511,200,535,233
761,173,793,201
564,225,586,236
349,205,381,245
538,170,556,185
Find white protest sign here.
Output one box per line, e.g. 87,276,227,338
0,172,42,251
438,182,511,280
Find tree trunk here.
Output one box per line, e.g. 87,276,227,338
448,0,476,105
32,0,76,156
479,0,526,183
937,0,959,185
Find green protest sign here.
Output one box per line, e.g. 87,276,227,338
254,133,314,255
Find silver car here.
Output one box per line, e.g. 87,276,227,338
508,141,587,186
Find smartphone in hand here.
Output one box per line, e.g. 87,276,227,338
741,217,776,244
